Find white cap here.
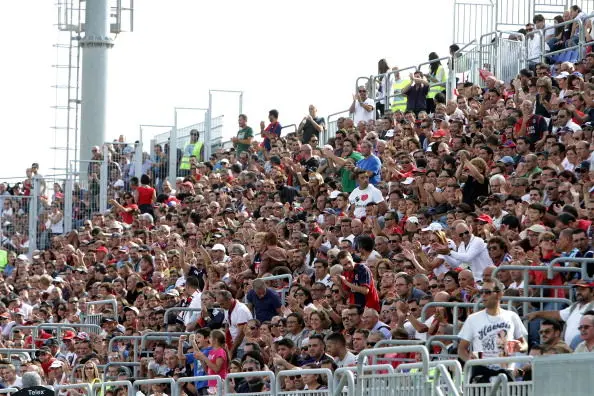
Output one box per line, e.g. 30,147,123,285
212,243,226,252
555,71,570,79
329,191,340,199
401,177,415,185
113,180,125,188
50,360,64,369
421,222,443,232
17,254,29,262
406,216,419,224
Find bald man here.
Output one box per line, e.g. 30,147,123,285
458,269,478,302
482,266,497,284
435,222,493,281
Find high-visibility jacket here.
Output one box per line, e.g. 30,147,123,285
390,79,409,113
427,65,447,99
179,141,204,170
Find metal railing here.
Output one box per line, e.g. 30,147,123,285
225,370,275,396
463,356,533,396
276,368,333,395
260,274,293,306
356,345,431,395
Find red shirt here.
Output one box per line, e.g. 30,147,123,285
136,185,155,205
120,204,138,224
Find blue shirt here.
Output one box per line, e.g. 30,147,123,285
246,288,282,321
185,346,212,390
356,154,382,185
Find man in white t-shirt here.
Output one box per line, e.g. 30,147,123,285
349,85,375,124
326,332,357,368
528,280,594,347
458,279,527,380
216,289,253,357
348,171,387,219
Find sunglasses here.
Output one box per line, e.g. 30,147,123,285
367,342,377,347
458,231,470,237
578,325,592,331
288,375,302,380
358,90,367,93
429,284,440,289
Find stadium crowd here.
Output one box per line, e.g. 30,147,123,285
3,6,594,395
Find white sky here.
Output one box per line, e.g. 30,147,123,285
0,0,453,181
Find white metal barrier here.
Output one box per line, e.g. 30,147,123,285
225,370,275,396
276,368,334,396
356,345,431,396
463,356,533,396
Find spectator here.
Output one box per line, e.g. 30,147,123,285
246,278,282,322
574,310,594,352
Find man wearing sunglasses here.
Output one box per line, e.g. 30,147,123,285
349,86,375,124
458,279,528,383
434,222,493,282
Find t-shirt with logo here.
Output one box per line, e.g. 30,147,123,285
235,126,254,154
348,184,384,218
458,308,527,368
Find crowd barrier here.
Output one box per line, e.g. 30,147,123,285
463,356,533,396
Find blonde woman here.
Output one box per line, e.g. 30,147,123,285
456,153,489,208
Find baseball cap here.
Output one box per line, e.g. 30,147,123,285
575,281,594,288
212,244,226,252
94,246,108,254
401,177,415,185
50,360,65,369
165,289,180,297
497,156,515,165
477,214,493,224
17,254,29,262
421,222,443,232
62,330,76,340
555,71,570,79
406,216,419,224
75,332,90,341
124,306,140,315
501,140,516,148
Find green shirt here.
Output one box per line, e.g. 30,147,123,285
235,126,254,154
340,151,364,193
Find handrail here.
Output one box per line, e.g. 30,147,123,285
163,307,202,325
356,346,430,392
103,362,139,380
398,359,463,391
133,378,177,396
434,363,462,396
324,109,350,144
86,298,118,315
108,335,143,361
0,389,19,395
260,274,293,306
549,257,594,280
224,370,275,394
140,331,192,350
374,339,425,349
10,325,39,338
55,383,92,396
37,323,102,339
276,368,333,394
280,124,297,134
489,373,509,396
463,356,533,384
177,375,223,396
92,379,133,396
333,367,355,396
420,301,477,331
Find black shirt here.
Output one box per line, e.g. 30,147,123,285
302,117,326,144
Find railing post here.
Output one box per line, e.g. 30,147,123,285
99,145,109,213
63,176,73,233
28,176,40,257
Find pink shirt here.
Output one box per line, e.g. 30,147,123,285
207,347,228,387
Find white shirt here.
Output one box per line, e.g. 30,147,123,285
224,300,253,341
439,235,493,281
404,315,435,341
183,290,202,326
348,184,384,219
458,308,527,365
353,98,375,124
560,301,594,345
335,351,357,368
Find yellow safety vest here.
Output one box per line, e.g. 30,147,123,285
179,141,204,170
427,65,447,99
0,250,7,271
390,79,409,113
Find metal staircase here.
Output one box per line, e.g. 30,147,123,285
51,0,134,176
51,0,84,174
454,0,594,46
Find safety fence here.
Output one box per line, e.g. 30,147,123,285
7,342,594,395
317,10,594,146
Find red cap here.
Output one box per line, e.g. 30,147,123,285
477,214,493,224
433,129,447,138
94,246,108,254
182,181,194,188
575,282,594,288
62,330,76,340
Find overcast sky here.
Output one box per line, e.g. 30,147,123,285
0,0,453,182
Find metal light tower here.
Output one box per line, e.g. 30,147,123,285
79,0,113,182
